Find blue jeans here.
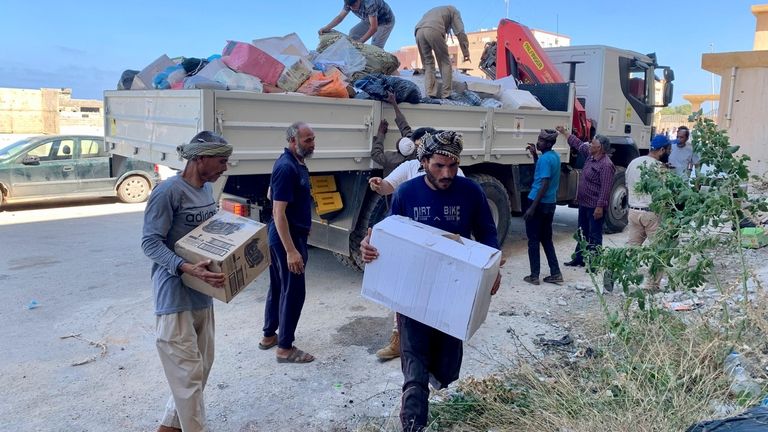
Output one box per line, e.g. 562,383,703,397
263,234,308,350
573,206,604,264
525,200,560,278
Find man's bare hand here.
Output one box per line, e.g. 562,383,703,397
384,91,397,105
556,125,568,136
368,177,383,192
360,228,379,263
491,272,501,295
593,207,604,220
287,250,305,274
182,260,226,288
377,119,388,136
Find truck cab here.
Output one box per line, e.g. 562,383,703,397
545,45,674,166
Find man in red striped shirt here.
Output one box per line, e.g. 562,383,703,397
557,126,616,269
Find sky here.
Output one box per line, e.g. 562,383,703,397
0,0,761,106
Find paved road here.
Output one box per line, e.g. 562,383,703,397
0,199,614,431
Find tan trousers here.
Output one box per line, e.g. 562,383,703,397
627,209,662,288
416,27,452,99
156,307,215,432
627,209,660,246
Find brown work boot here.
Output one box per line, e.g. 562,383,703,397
157,425,182,432
375,330,400,361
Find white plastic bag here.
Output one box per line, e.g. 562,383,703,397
213,68,263,92
314,37,366,78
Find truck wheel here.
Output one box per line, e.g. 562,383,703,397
604,168,628,234
468,174,511,246
117,175,151,203
333,193,389,272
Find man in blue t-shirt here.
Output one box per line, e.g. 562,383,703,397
523,129,563,285
142,131,231,432
360,130,502,431
260,122,316,364
319,0,396,48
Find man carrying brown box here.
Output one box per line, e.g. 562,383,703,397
360,130,502,431
141,131,232,432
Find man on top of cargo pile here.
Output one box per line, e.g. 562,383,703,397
142,131,232,432
359,130,502,432
319,0,396,49
259,122,317,364
415,5,471,99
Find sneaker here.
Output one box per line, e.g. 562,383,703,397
564,259,585,267
523,275,540,285
375,330,400,361
543,274,564,284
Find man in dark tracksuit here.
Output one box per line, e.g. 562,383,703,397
360,130,502,431
260,122,316,364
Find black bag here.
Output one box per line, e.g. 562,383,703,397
117,70,139,90
354,73,421,104
686,406,768,432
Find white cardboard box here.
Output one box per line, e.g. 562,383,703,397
174,211,270,303
361,215,501,341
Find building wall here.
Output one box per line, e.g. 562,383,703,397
0,88,103,135
717,67,768,175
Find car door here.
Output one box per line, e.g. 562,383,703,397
75,137,114,194
10,138,78,199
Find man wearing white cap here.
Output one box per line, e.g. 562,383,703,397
142,131,232,432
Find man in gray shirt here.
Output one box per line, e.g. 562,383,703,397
142,131,232,432
668,126,700,179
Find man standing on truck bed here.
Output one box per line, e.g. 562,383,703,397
319,0,396,49
141,131,232,432
360,130,502,431
260,122,317,364
415,5,470,99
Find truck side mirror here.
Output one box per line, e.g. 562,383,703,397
22,155,40,166
663,82,674,106
664,68,675,82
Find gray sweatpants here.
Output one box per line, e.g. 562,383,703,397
350,18,395,49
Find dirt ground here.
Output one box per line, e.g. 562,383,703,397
0,201,623,431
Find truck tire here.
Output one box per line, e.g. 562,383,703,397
468,174,510,246
333,193,389,272
117,175,151,203
604,168,628,234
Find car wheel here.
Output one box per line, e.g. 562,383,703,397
117,175,150,203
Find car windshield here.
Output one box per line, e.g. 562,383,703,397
0,138,35,160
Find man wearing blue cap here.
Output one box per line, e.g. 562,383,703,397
624,134,671,290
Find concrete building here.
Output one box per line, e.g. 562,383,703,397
393,27,571,78
0,88,103,136
702,4,768,175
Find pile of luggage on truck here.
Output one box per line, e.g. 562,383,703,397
116,31,548,111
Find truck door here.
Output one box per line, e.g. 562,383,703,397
10,138,79,198
75,137,113,193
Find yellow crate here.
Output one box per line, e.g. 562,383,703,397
310,175,337,193
314,192,343,215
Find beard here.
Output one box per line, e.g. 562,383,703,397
296,144,313,159
425,170,453,190
659,152,670,164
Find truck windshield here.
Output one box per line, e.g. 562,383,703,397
0,138,34,160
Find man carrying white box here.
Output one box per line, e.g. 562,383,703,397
141,131,232,432
360,130,502,432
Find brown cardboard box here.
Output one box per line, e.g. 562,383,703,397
174,211,269,303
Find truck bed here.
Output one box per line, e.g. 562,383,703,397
104,89,574,174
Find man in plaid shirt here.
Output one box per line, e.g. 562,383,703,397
557,126,616,269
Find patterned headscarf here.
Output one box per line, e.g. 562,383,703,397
177,131,233,160
417,130,463,161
